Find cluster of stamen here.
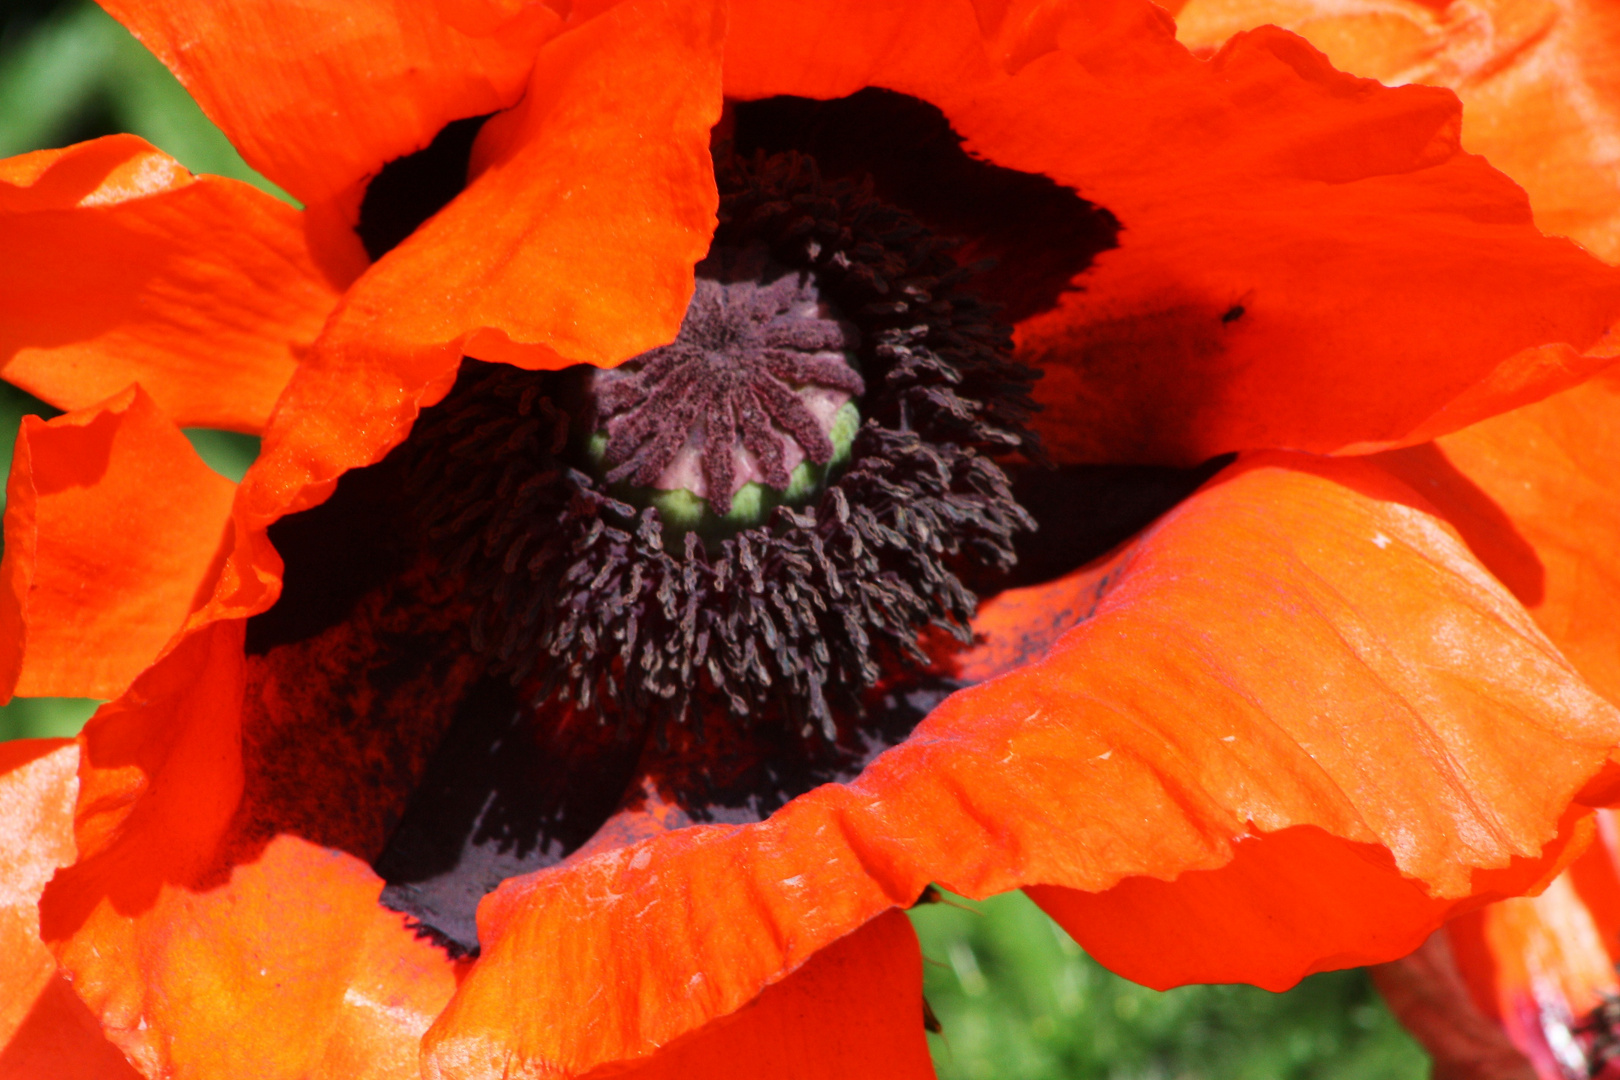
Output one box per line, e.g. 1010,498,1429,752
593,248,864,515
408,151,1038,741
1576,992,1620,1076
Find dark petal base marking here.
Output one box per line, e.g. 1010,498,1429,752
356,113,490,261
996,455,1235,591
732,88,1120,326
374,679,646,958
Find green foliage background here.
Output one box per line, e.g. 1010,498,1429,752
0,4,1431,1076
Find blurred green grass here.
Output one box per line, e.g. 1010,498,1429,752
910,891,1428,1080
0,4,1432,1075
0,0,290,199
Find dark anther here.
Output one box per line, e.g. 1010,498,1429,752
910,883,978,913
407,150,1038,741
356,114,491,261
923,996,944,1034
1575,990,1620,1076
1222,304,1246,323
593,245,865,516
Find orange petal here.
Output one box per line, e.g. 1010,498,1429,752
0,976,144,1080
218,0,724,612
1031,807,1593,992
0,738,138,1079
725,0,1620,464
0,136,349,433
51,834,458,1080
560,910,933,1080
39,621,460,1080
0,739,80,1046
418,452,1618,1077
1567,810,1620,966
96,0,560,209
1174,0,1620,263
0,386,236,702
312,0,721,367
1372,367,1620,708
49,832,459,1080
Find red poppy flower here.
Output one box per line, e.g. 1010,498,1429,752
7,0,1620,1077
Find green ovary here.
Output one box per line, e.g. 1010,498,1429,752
590,400,860,543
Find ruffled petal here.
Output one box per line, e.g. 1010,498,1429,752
1173,0,1620,263
1372,368,1620,706
0,738,137,1079
218,0,724,613
39,622,460,1080
0,386,236,702
414,452,1618,1077
51,834,458,1080
725,0,1620,464
313,0,720,365
96,0,560,209
0,136,349,433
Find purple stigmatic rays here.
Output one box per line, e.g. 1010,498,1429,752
592,247,864,515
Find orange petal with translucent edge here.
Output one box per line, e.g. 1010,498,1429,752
416,452,1618,1078
1447,827,1620,1078
0,386,235,702
503,910,931,1080
1033,806,1594,992
1372,367,1620,710
50,835,458,1080
37,621,459,1080
1173,0,1620,264
0,739,140,1080
0,136,348,433
311,0,721,369
96,0,559,210
724,0,1620,465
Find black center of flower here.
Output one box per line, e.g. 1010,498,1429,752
588,245,865,529
239,95,1203,960
407,151,1039,742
